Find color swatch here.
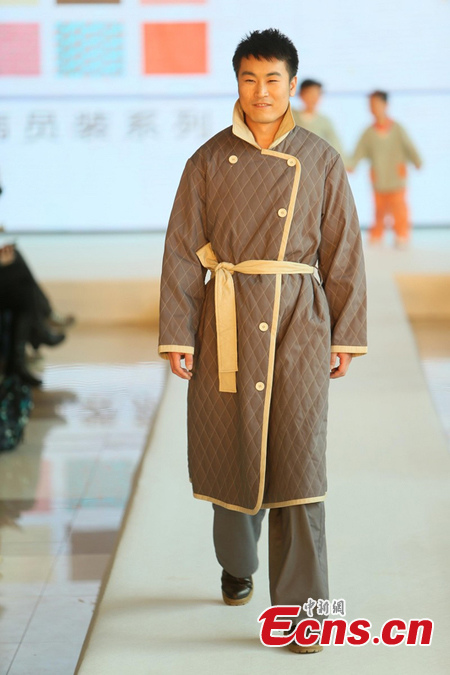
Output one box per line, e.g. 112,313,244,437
141,1,205,4
57,23,124,77
143,22,208,75
0,0,39,5
57,0,120,4
0,24,40,75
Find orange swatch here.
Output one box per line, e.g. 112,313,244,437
141,1,205,4
143,22,208,75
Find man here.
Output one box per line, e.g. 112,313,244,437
348,90,422,248
159,29,367,654
292,79,345,159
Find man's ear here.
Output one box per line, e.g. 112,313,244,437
289,76,298,97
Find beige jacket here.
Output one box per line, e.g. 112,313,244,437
292,109,346,160
349,120,422,192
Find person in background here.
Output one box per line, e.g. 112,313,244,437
13,248,75,342
292,79,345,158
0,242,71,386
0,175,74,384
347,90,422,248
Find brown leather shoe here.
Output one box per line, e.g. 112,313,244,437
221,569,253,606
285,628,323,654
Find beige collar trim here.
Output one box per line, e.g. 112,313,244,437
232,100,296,150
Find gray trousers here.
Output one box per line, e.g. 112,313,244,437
213,502,329,610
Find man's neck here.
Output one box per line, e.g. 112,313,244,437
244,115,284,149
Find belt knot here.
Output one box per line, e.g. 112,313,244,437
216,262,235,274
196,242,315,394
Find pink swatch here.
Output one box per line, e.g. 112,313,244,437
0,23,40,76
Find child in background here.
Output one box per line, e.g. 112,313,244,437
292,79,345,158
348,91,422,248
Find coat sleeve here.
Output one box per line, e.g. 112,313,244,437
158,157,209,359
318,154,368,356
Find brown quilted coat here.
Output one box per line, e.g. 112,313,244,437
159,103,367,515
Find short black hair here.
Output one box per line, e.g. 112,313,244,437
300,79,322,91
369,90,389,103
232,29,299,81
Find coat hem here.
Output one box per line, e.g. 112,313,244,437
262,494,327,508
193,492,262,515
193,491,327,514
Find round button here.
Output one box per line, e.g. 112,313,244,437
287,158,296,167
259,322,269,332
228,155,238,164
278,208,287,218
255,381,265,391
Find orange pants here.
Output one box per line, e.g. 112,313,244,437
371,189,410,241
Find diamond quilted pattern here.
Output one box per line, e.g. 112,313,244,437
159,124,367,513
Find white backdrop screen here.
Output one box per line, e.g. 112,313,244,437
0,0,449,231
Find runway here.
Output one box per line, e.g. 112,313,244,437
74,233,450,675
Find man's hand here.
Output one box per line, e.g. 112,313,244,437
168,352,193,381
330,352,352,379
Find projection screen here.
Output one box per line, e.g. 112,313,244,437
0,0,449,231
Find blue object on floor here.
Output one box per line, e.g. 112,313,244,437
0,375,33,452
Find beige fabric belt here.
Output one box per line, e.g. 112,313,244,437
196,242,316,393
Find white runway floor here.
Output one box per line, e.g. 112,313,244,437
75,235,450,675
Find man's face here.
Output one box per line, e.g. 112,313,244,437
300,85,322,109
369,96,387,118
237,56,297,128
